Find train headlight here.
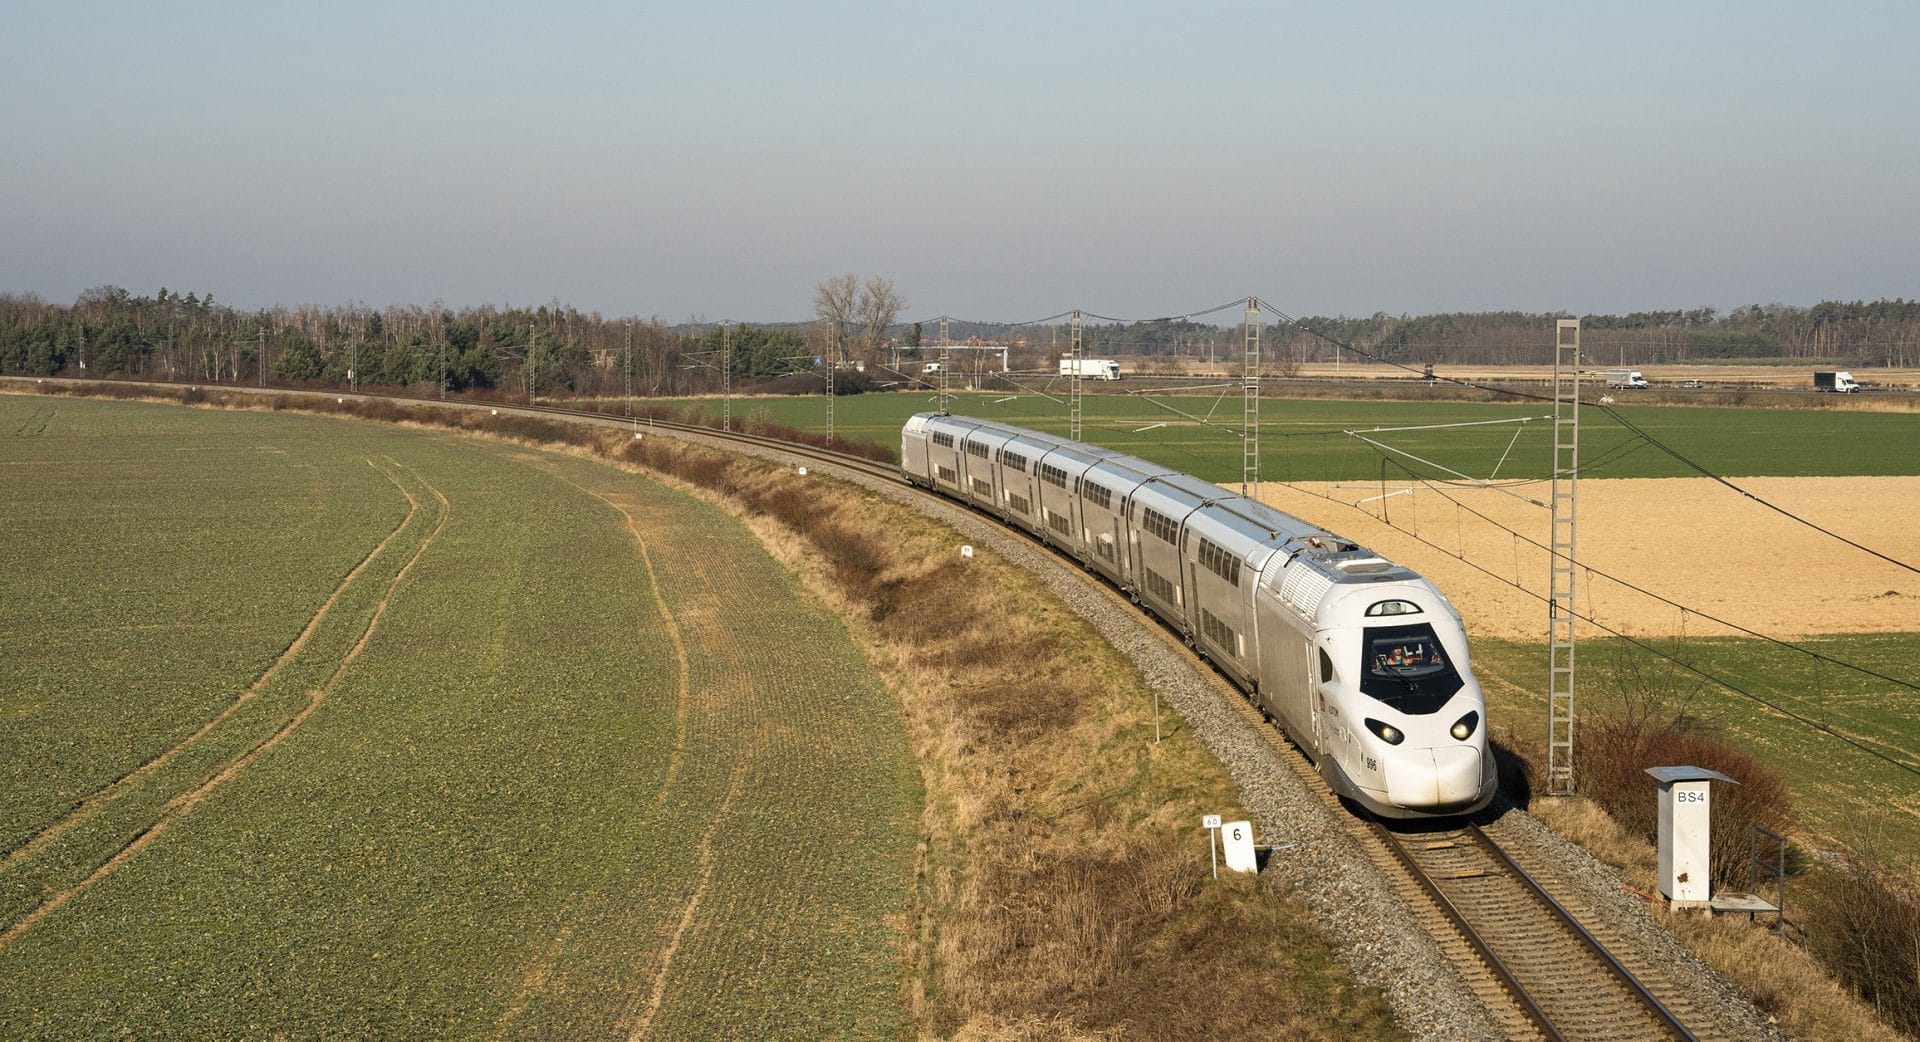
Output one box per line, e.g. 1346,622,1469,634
1450,711,1480,741
1364,719,1404,745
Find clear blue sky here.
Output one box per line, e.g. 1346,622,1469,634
3,1,1915,322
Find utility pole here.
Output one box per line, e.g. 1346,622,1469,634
624,321,634,427
258,328,266,388
825,321,836,445
77,328,87,372
722,321,732,432
1242,298,1260,498
437,313,446,399
938,316,951,414
1547,319,1582,797
349,335,358,392
527,321,537,404
1069,310,1083,441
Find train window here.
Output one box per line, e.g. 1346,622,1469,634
1041,463,1069,489
932,431,955,448
1083,483,1112,510
1003,451,1028,473
1047,511,1073,537
1357,622,1463,714
1365,600,1422,617
1197,537,1242,586
971,477,994,497
936,465,957,485
1008,493,1030,515
1201,609,1239,656
1142,507,1178,544
966,440,989,458
1319,648,1335,684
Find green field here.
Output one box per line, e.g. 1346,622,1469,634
655,390,1920,481
1475,634,1920,853
0,395,919,1038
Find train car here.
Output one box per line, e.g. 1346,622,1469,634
1079,456,1174,586
901,412,1496,820
956,423,1014,515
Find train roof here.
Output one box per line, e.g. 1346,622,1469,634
918,413,1367,549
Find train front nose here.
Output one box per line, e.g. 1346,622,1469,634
1384,746,1484,808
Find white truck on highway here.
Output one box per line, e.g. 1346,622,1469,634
1814,370,1861,393
1059,358,1121,380
1604,368,1650,389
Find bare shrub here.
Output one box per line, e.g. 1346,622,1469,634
1582,725,1792,891
810,522,887,598
1576,647,1793,889
1803,822,1920,1036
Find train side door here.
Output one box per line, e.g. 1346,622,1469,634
1306,638,1321,747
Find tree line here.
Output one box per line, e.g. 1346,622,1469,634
0,287,835,396
934,299,1920,369
5,287,1917,392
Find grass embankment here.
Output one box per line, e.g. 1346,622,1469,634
0,394,919,1038
648,390,1920,482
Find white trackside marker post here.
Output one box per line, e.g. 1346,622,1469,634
1202,815,1222,879
1221,820,1257,873
960,545,973,559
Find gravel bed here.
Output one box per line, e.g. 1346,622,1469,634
1481,808,1786,1041
678,435,1778,1042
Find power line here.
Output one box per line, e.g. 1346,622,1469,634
1266,464,1920,780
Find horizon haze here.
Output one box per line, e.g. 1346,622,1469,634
3,1,1915,322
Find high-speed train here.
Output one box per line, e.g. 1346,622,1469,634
901,413,1496,819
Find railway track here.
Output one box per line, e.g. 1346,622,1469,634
26,377,1727,1039
1370,820,1696,1041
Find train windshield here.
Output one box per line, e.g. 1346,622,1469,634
1359,623,1463,714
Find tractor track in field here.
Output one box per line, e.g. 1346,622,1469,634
619,762,751,1042
0,459,447,950
0,458,419,874
490,464,701,1038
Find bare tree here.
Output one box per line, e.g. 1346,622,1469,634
812,274,859,363
856,276,905,360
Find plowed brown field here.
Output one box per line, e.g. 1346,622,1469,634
1254,476,1920,640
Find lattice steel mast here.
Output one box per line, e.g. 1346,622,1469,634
1069,309,1084,441
938,316,951,414
1242,297,1261,497
1547,318,1582,796
721,321,732,432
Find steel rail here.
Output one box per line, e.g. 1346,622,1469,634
1373,818,1698,1042
1369,820,1567,1042
1465,823,1696,1041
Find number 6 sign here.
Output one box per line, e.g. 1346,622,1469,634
1221,820,1257,873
